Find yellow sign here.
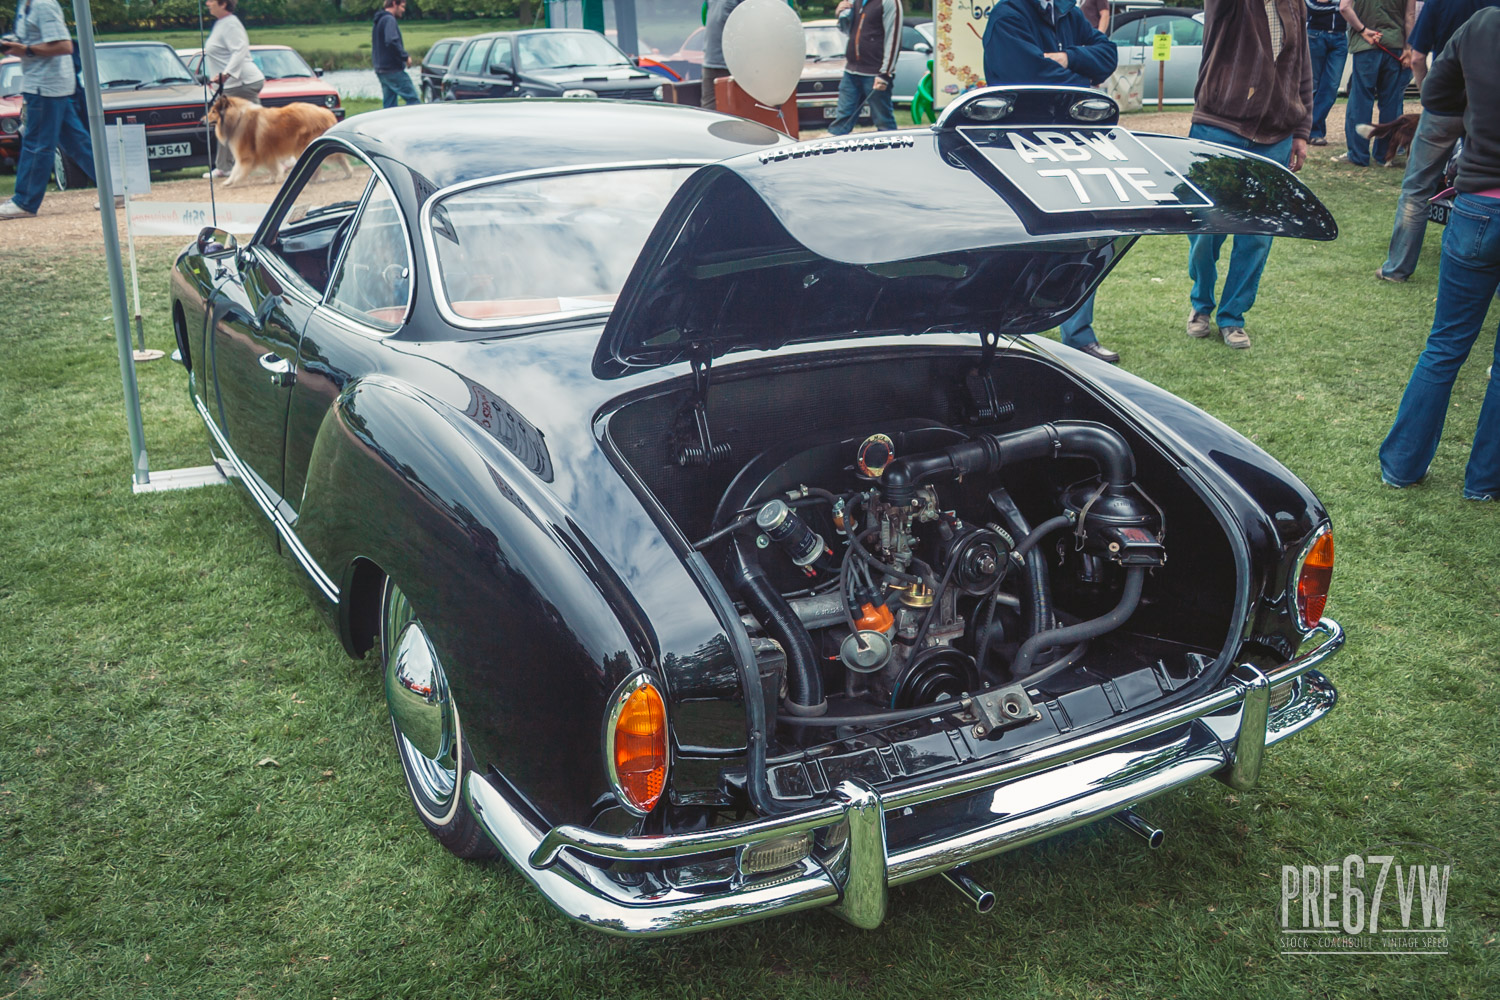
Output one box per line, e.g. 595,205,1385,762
1152,32,1172,61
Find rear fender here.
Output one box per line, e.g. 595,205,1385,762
295,375,654,827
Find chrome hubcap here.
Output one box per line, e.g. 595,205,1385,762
383,583,458,812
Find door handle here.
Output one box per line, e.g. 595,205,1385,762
258,352,297,388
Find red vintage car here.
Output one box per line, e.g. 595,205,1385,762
177,44,343,118
1,56,21,169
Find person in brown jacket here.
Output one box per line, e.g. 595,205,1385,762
1184,0,1312,349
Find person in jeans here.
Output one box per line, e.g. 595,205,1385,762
0,0,94,220
1376,0,1499,281
827,0,902,135
982,0,1120,363
1186,0,1311,349
1379,8,1500,500
1305,0,1348,145
700,0,748,111
1335,0,1414,165
202,0,264,180
372,0,419,108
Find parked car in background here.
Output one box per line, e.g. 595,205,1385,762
168,87,1343,936
657,24,705,82
796,19,854,126
419,36,465,103
441,29,664,102
1108,7,1204,104
53,41,207,188
1,56,20,170
891,17,935,107
177,45,343,119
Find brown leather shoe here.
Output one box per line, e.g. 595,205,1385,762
1074,341,1120,364
1221,326,1251,349
1186,309,1216,338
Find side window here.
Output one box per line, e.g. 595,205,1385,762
432,42,454,67
1173,17,1204,46
490,39,514,73
458,39,493,75
264,149,374,296
1110,19,1142,46
326,176,411,331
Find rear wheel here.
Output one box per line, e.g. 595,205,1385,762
381,578,497,859
53,150,92,191
420,81,434,103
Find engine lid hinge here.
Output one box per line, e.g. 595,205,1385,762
965,330,1015,424
676,347,732,467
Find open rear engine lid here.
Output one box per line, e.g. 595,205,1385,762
594,86,1337,378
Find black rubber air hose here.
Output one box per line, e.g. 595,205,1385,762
880,421,1137,508
1009,566,1147,680
730,533,827,716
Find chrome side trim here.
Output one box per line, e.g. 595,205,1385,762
192,393,339,603
480,620,1342,936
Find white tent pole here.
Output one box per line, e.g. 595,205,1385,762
72,0,149,486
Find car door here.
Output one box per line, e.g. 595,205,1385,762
487,37,522,97
208,148,374,516
448,38,494,101
282,165,413,512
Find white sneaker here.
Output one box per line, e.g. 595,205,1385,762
93,195,125,210
202,168,227,180
0,199,36,220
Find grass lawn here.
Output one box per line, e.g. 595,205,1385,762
1,130,1497,997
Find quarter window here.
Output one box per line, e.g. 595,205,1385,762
263,150,374,296
326,176,411,331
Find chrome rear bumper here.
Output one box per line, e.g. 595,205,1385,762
465,619,1343,936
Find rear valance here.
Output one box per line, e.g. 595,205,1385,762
595,88,1336,378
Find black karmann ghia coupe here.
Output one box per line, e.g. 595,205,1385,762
170,88,1344,936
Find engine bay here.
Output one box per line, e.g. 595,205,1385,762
604,349,1241,783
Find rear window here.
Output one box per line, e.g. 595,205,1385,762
427,167,693,325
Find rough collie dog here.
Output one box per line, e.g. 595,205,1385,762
1356,113,1422,167
203,96,346,186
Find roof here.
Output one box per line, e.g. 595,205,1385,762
325,100,794,192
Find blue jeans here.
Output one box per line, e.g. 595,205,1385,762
378,69,420,108
13,92,95,214
1307,29,1347,141
1379,195,1500,499
1186,123,1294,329
1059,293,1098,348
1381,111,1465,281
827,73,896,135
1344,48,1410,166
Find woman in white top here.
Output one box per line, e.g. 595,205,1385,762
202,0,264,178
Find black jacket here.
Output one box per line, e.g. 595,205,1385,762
1423,6,1500,192
372,9,409,74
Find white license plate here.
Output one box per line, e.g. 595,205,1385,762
961,126,1214,213
147,141,192,159
822,105,836,119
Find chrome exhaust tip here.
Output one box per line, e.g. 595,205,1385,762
1112,806,1165,849
941,867,996,914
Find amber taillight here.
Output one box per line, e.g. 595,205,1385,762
608,677,668,815
1294,528,1334,630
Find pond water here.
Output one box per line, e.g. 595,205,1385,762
323,68,422,100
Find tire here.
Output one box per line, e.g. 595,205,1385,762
380,577,498,860
53,150,92,191
421,81,434,103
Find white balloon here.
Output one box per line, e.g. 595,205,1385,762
722,0,807,108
